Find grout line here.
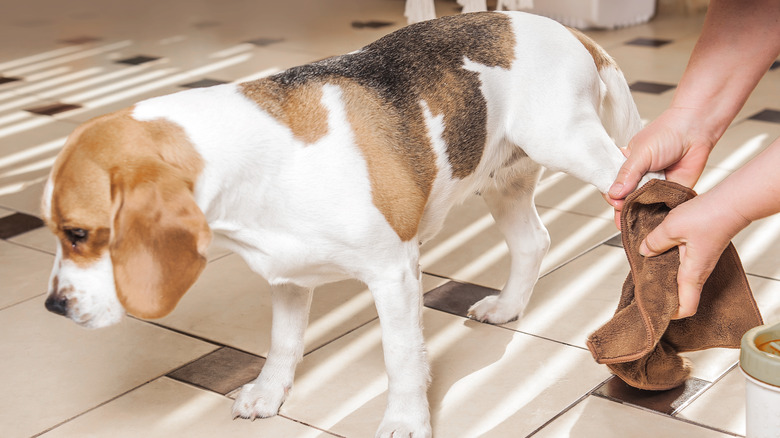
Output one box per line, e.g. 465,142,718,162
303,316,380,357
2,236,55,255
277,414,347,438
590,378,745,438
420,270,451,282
621,399,745,437
0,291,46,312
746,272,780,283
30,375,168,437
524,376,613,437
134,317,246,354
671,362,739,416
538,235,620,280
663,414,745,437
497,324,589,351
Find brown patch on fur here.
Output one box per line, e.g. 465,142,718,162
567,27,617,70
240,80,329,144
236,13,517,239
255,12,516,181
46,109,209,317
337,78,432,241
110,160,210,318
410,13,516,178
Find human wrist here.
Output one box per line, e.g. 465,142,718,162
666,97,726,150
695,185,752,241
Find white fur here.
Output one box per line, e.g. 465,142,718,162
46,12,657,438
48,247,124,328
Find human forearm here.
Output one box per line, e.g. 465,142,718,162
700,137,780,226
671,0,780,142
608,0,780,209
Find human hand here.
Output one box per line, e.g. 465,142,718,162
638,193,749,319
604,108,715,228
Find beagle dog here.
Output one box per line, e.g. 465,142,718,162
42,11,656,438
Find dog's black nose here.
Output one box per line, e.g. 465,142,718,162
45,296,68,316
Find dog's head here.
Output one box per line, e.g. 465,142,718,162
42,109,211,328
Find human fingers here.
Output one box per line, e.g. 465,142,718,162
671,242,728,319
608,146,652,202
639,222,704,319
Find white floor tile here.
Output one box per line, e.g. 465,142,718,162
0,240,52,308
281,308,610,437
0,298,217,437
535,395,735,438
39,377,327,438
157,252,446,356
677,368,747,436
420,195,616,290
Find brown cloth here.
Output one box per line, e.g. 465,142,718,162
587,179,763,390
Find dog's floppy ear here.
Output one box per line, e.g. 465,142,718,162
109,161,211,319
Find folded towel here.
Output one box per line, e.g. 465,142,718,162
587,179,763,390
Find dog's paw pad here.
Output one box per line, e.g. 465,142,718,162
467,295,520,325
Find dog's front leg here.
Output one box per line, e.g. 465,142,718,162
232,283,313,420
367,259,432,438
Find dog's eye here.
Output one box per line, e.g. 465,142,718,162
64,228,88,246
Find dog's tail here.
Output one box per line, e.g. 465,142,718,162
597,64,643,149
569,28,643,148
585,33,666,186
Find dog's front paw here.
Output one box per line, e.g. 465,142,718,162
467,295,521,324
231,382,288,420
376,418,432,438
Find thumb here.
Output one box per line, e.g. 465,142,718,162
639,222,678,257
609,147,653,200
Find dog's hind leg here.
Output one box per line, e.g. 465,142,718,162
468,160,550,324
232,283,312,420
364,243,432,438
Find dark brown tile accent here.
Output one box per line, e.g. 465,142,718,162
245,38,284,47
181,78,228,89
748,109,780,124
629,81,676,94
423,280,499,318
0,76,22,86
25,103,82,116
0,212,45,239
116,55,162,66
604,233,623,248
351,20,394,29
59,36,102,45
625,37,673,48
593,375,710,415
168,347,265,395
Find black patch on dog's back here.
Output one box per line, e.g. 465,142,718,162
270,12,516,179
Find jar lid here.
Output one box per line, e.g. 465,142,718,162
740,322,780,387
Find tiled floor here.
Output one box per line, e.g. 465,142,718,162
2,1,779,437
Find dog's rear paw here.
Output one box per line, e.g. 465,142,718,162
467,295,521,324
231,382,287,421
